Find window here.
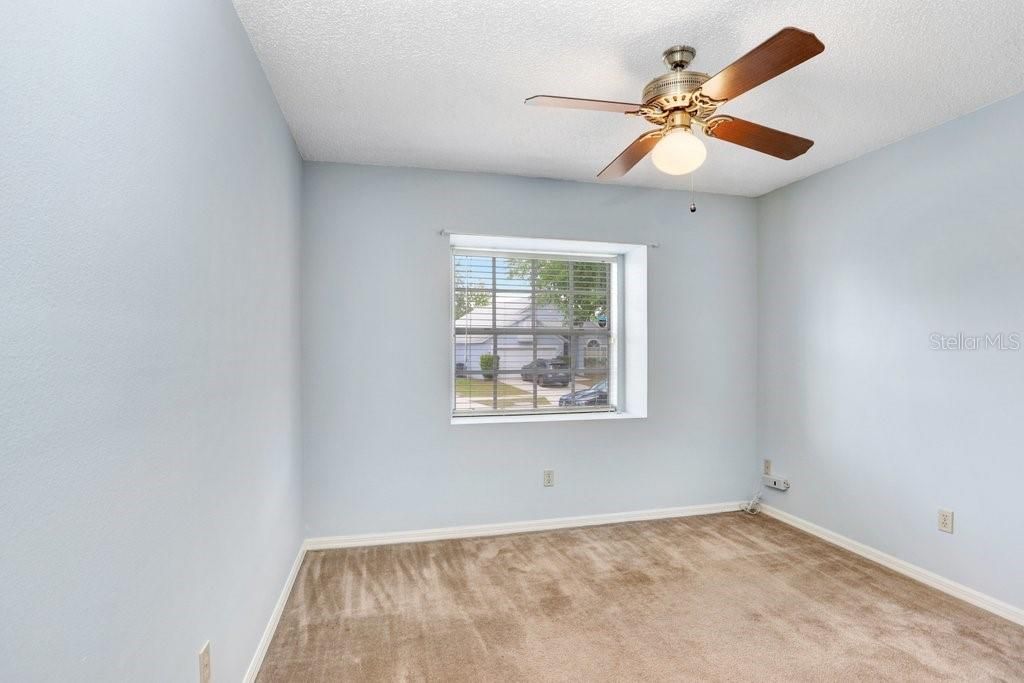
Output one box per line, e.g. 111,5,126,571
452,250,615,417
449,235,646,423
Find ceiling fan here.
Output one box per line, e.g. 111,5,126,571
525,27,824,179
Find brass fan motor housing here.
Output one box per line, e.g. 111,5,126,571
642,70,710,111
639,44,711,125
640,70,713,126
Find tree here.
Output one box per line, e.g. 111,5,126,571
453,275,490,319
506,259,608,327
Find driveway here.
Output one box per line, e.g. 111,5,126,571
504,377,568,402
505,375,598,400
457,375,597,410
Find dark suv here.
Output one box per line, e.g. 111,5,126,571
520,359,571,386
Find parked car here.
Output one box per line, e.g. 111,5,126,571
559,379,608,406
519,359,571,386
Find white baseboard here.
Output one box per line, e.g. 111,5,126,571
761,505,1024,627
303,501,745,551
244,543,307,683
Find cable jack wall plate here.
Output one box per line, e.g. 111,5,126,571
762,474,790,491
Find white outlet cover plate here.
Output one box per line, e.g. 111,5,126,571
938,509,954,533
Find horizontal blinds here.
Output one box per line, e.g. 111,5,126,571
452,247,617,264
453,250,614,416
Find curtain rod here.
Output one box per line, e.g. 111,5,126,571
438,229,659,249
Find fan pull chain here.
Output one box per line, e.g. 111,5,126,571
689,172,697,213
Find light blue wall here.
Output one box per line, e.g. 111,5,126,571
301,163,758,537
757,92,1024,609
1,2,302,680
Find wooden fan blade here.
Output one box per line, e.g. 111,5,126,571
525,95,642,113
597,131,661,179
704,117,813,160
700,27,824,102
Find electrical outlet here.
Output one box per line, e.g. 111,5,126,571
762,459,772,475
938,509,954,534
199,641,211,683
543,469,554,487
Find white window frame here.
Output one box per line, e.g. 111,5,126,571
449,234,647,425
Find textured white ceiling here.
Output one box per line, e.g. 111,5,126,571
233,0,1024,197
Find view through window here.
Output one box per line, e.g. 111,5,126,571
452,250,616,416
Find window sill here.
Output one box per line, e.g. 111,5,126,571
450,411,645,426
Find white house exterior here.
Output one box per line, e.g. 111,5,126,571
453,295,608,375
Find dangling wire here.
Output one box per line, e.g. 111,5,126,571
689,172,697,213
740,486,763,515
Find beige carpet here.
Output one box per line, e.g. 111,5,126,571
257,512,1024,681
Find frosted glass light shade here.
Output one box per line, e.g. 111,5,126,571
651,127,707,175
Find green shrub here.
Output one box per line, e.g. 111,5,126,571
479,354,499,379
